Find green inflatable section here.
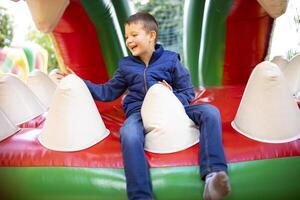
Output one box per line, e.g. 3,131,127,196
1,157,299,199
22,47,35,72
80,0,126,77
198,0,232,86
111,0,133,36
111,0,133,56
183,0,205,87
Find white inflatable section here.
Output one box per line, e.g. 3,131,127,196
232,61,300,143
283,54,300,95
257,0,288,18
27,70,56,108
26,0,70,33
141,84,199,153
0,109,20,142
39,74,109,152
0,74,46,125
271,55,288,71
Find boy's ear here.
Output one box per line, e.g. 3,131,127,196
149,30,157,42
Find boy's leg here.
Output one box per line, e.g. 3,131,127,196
120,112,153,200
185,104,230,200
185,104,227,178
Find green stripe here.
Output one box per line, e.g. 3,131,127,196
183,0,205,87
111,0,133,36
0,157,299,199
198,0,232,86
22,47,35,72
111,0,133,56
80,0,126,78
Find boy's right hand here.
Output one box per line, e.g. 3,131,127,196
158,80,172,91
59,67,75,79
49,68,74,83
55,71,68,80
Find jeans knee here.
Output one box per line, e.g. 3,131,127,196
120,126,144,147
201,105,221,122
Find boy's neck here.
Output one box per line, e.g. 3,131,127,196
140,46,155,66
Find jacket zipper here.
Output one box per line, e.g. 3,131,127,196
144,65,148,93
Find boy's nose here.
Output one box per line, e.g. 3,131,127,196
126,40,133,48
126,37,132,44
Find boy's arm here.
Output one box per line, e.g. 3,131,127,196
172,55,195,105
84,68,127,102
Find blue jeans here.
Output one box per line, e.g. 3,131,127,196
120,104,227,200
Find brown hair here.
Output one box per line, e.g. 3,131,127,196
125,12,159,43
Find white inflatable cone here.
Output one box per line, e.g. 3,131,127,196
0,74,46,125
232,61,300,143
271,55,288,72
26,0,70,33
141,84,199,153
282,54,300,95
38,74,109,151
0,109,20,142
27,70,56,108
257,0,288,18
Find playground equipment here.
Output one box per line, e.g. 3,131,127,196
0,0,299,199
0,44,48,80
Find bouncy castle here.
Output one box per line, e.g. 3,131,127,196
1,0,300,199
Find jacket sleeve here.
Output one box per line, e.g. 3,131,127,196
83,68,127,102
172,55,195,105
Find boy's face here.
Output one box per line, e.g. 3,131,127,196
125,21,156,59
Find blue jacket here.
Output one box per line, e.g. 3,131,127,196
84,44,195,117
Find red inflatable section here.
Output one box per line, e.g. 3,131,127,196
1,86,300,168
223,0,273,85
52,0,109,83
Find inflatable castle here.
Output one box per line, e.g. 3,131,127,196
0,0,300,199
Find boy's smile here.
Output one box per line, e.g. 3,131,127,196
125,22,156,65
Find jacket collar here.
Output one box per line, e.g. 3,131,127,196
131,44,164,65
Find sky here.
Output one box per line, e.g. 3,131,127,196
0,0,299,59
0,0,35,45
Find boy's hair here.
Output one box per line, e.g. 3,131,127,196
125,12,159,43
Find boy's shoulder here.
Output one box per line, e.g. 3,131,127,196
118,55,135,66
162,49,181,61
157,50,181,66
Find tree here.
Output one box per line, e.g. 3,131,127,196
0,7,13,48
26,27,58,73
132,0,184,58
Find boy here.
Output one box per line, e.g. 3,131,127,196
59,12,230,200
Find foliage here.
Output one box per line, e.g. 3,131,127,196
286,49,299,60
26,27,58,72
0,7,13,48
132,0,184,57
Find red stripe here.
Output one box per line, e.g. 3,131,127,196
52,1,109,84
0,86,299,168
222,0,273,85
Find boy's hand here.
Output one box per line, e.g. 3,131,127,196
158,80,172,91
57,67,75,80
49,67,75,83
55,71,68,80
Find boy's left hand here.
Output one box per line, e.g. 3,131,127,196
158,80,172,91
